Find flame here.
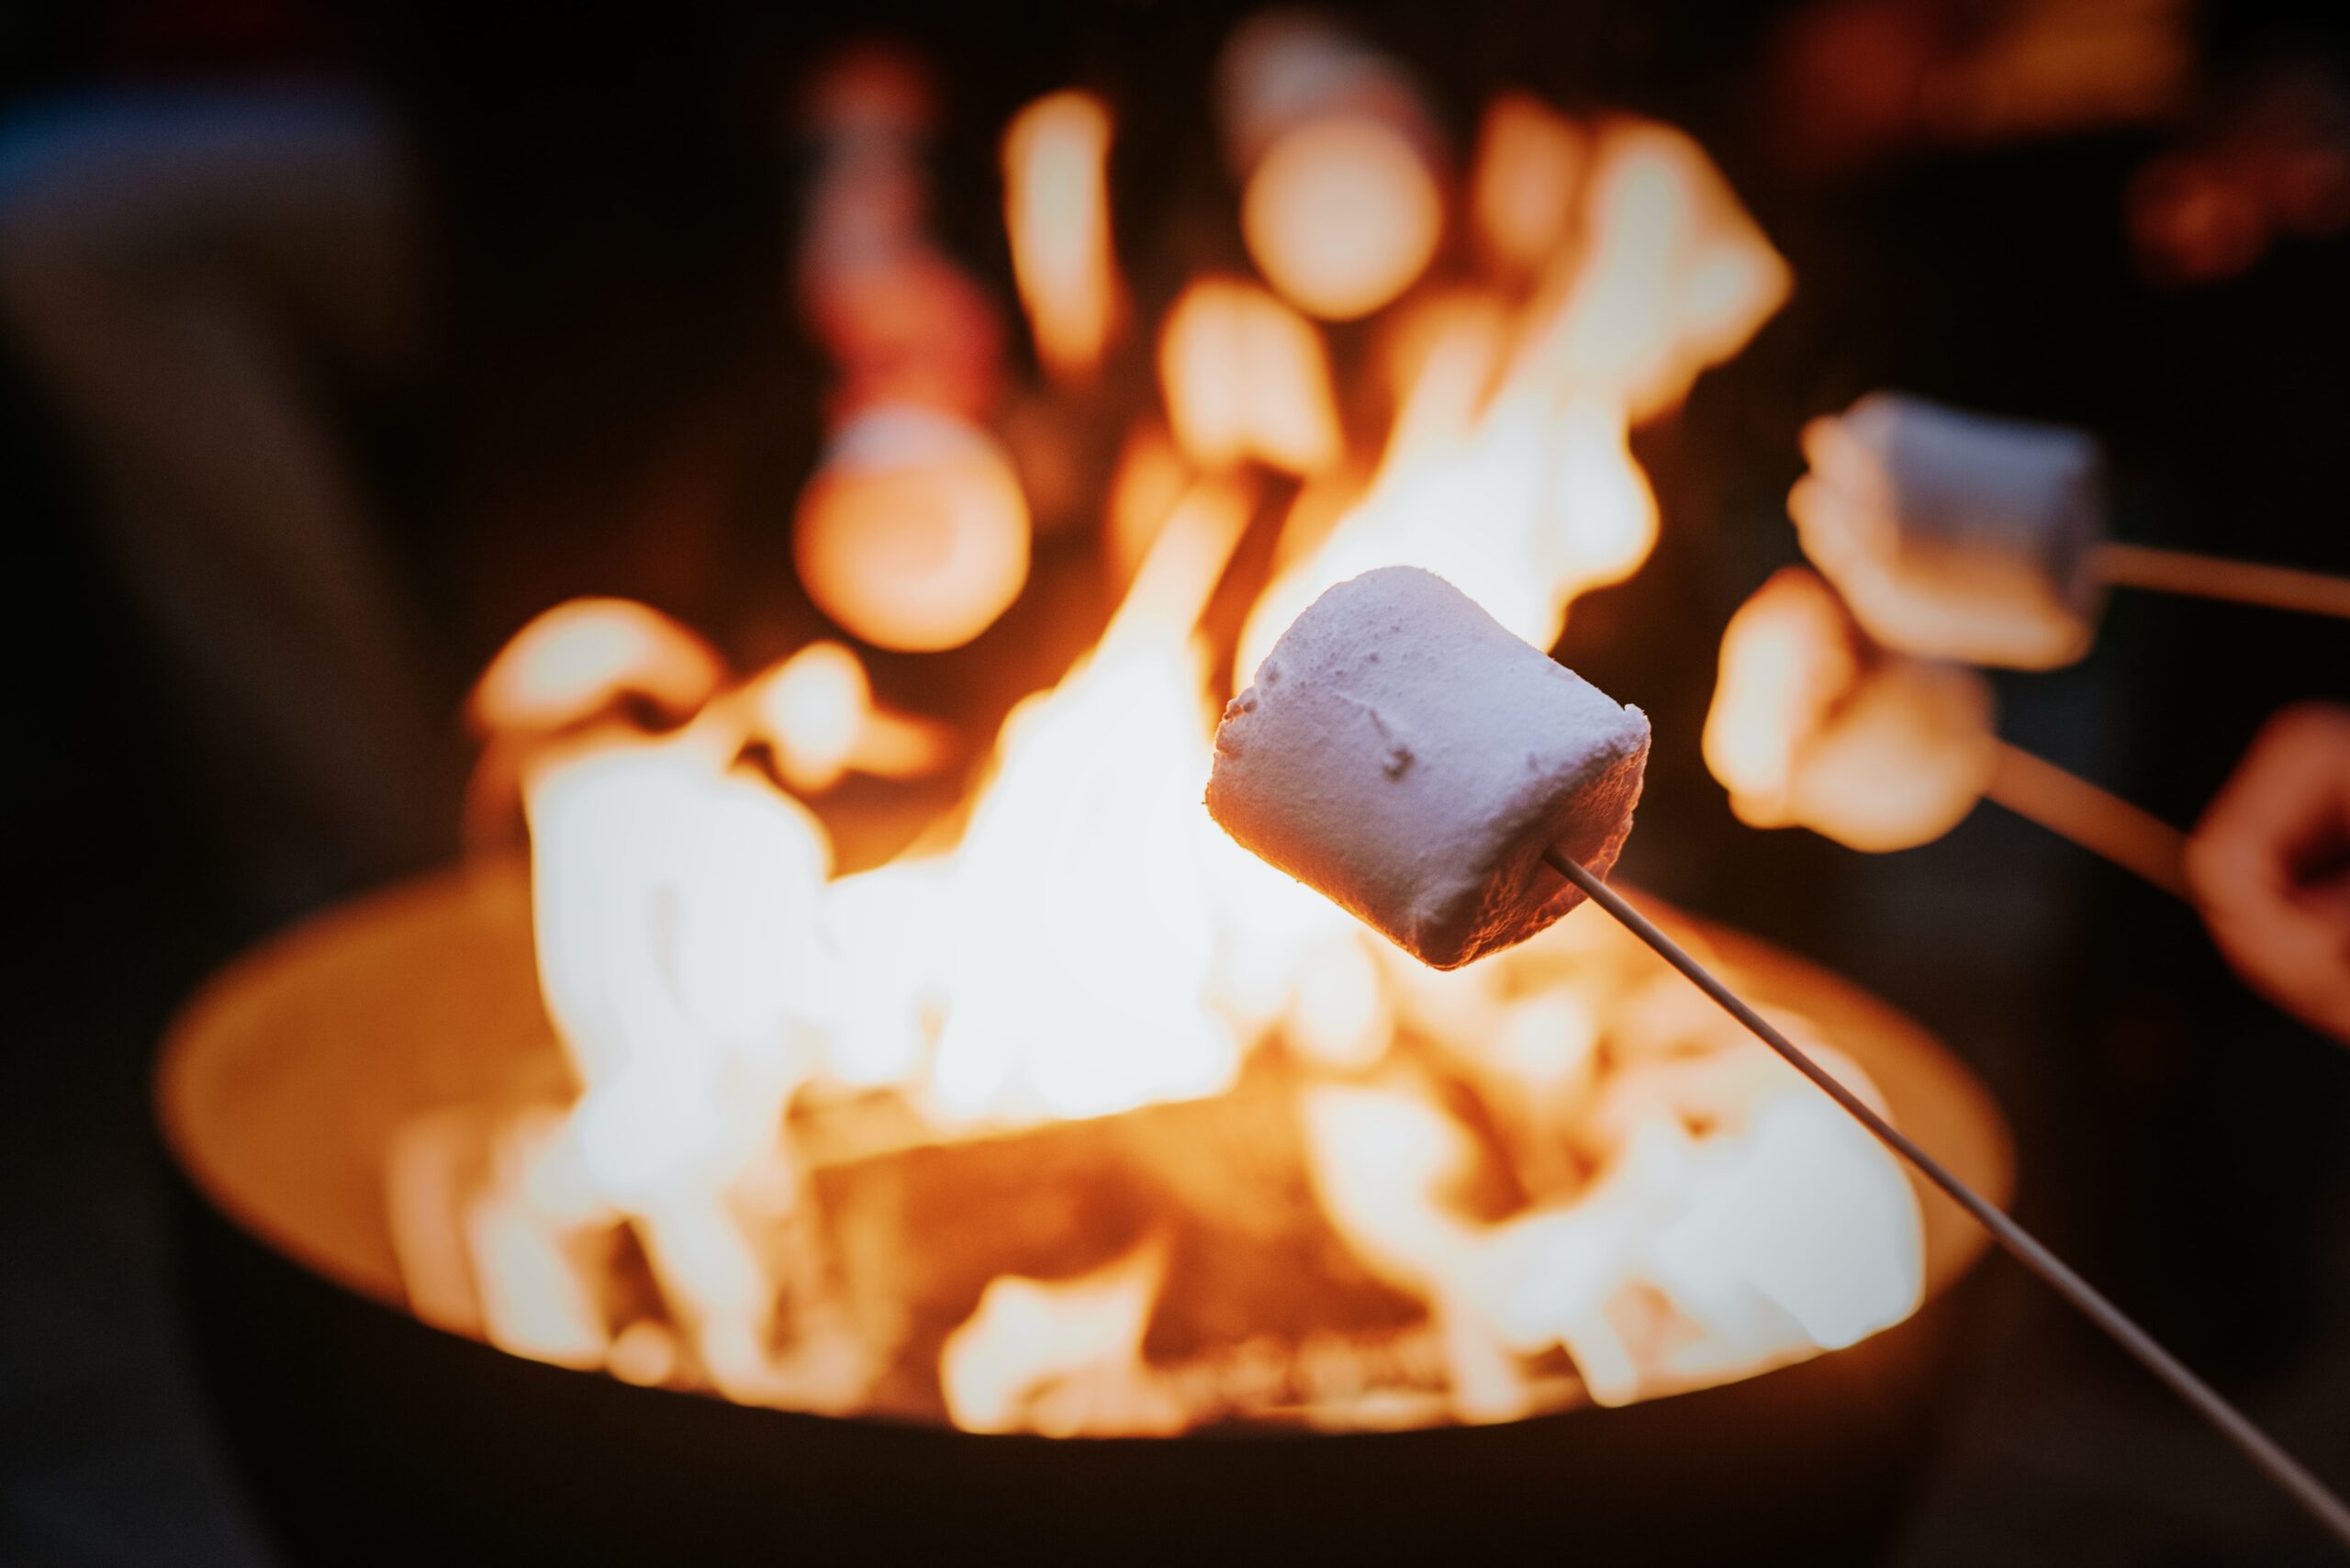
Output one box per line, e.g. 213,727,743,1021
397,59,1931,1439
1244,116,1442,320
1472,92,1584,278
1705,566,1997,851
927,479,1255,1126
792,406,1032,652
1236,113,1772,682
1303,1033,1922,1415
1512,119,1792,422
1002,90,1124,383
742,641,951,795
1105,420,1195,577
940,1238,1182,1435
1158,276,1342,476
467,599,723,737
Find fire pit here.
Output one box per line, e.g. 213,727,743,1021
150,17,2031,1562
159,859,2006,1564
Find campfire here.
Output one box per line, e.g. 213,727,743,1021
305,17,1975,1439
156,14,2021,1560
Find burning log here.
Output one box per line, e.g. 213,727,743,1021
807,1063,1442,1428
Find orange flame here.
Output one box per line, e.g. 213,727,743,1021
742,641,951,795
400,70,1930,1439
467,599,723,738
1512,118,1792,422
1002,90,1125,383
1104,420,1195,577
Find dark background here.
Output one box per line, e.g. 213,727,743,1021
3,1,2347,1562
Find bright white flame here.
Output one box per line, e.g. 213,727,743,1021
927,482,1254,1125
1304,1025,1923,1414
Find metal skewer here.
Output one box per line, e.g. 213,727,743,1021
1542,846,2350,1552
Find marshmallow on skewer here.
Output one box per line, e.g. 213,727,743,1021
1703,566,1997,852
1207,566,1650,969
1792,393,2107,670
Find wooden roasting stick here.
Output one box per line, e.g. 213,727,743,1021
1982,740,2189,900
1542,846,2350,1552
2097,542,2350,622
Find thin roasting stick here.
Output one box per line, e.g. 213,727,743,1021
1542,846,2350,1552
2097,542,2350,622
1983,740,2189,900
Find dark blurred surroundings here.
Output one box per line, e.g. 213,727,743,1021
4,1,2347,1563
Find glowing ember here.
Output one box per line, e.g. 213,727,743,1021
388,30,1931,1439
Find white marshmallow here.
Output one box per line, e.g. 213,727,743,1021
1207,566,1650,969
1792,393,2107,669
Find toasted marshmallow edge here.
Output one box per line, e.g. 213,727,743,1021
1206,566,1650,969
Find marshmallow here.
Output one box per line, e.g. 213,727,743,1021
1207,566,1650,969
1792,393,2107,670
1703,566,1996,852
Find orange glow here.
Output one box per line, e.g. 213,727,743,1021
1514,118,1792,421
793,407,1032,652
1235,116,1780,688
743,640,952,795
1705,567,1997,851
924,476,1254,1126
1002,90,1124,382
1472,93,1583,277
466,598,723,737
1158,276,1341,476
1104,420,1194,577
389,66,1933,1439
940,1238,1182,1435
1243,116,1442,320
